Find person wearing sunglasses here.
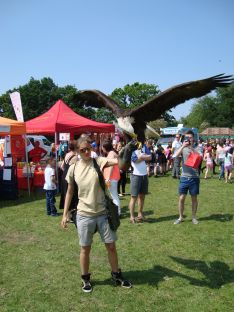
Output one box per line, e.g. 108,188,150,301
61,136,132,293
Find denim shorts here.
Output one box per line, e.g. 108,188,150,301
76,213,117,246
179,177,200,196
130,174,148,196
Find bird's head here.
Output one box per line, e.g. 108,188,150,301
117,117,136,138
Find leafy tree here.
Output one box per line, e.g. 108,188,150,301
0,79,177,126
111,82,160,109
0,77,98,121
180,84,234,130
94,107,115,123
200,121,210,132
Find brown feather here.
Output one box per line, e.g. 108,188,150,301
73,89,124,117
128,74,233,123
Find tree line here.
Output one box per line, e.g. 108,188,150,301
0,77,233,132
180,83,234,131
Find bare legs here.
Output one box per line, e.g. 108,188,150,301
129,194,145,222
177,194,198,220
204,166,213,179
129,196,137,222
80,242,119,275
137,194,145,219
80,246,91,275
225,169,232,183
191,195,198,219
105,243,119,272
178,194,186,220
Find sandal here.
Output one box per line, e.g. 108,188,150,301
135,216,144,223
129,218,136,224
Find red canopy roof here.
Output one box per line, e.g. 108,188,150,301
26,99,115,135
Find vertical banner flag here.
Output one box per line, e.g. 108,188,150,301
9,91,24,121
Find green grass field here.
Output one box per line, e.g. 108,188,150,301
0,174,234,312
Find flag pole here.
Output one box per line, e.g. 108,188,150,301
55,132,59,193
24,135,31,196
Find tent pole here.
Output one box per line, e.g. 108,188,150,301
24,135,30,196
55,132,59,194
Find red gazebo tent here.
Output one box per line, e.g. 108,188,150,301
25,99,115,187
26,99,115,135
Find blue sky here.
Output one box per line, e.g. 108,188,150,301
1,0,234,119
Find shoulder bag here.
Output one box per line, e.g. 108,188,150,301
93,158,120,232
70,162,79,227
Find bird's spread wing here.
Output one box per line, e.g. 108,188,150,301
73,90,124,116
128,74,234,122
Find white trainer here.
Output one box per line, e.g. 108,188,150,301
174,218,183,225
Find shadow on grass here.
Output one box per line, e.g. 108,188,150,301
170,256,234,289
120,206,155,220
0,190,60,209
94,257,234,289
120,207,180,223
93,265,177,288
154,215,181,223
199,213,233,222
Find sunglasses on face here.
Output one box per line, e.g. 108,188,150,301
79,147,91,153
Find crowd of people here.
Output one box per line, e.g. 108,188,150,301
41,131,233,293
144,136,234,183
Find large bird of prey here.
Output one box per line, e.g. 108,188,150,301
74,74,233,142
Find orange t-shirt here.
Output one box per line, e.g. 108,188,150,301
103,151,120,181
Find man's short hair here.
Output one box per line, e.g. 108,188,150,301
184,130,194,137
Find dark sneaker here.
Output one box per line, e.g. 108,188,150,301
111,269,132,288
51,212,59,217
81,273,92,293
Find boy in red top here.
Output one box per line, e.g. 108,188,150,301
29,141,47,163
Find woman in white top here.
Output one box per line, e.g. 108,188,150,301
216,140,226,180
224,147,233,183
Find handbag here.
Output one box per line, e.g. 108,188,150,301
185,152,203,169
70,162,79,227
93,158,120,232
